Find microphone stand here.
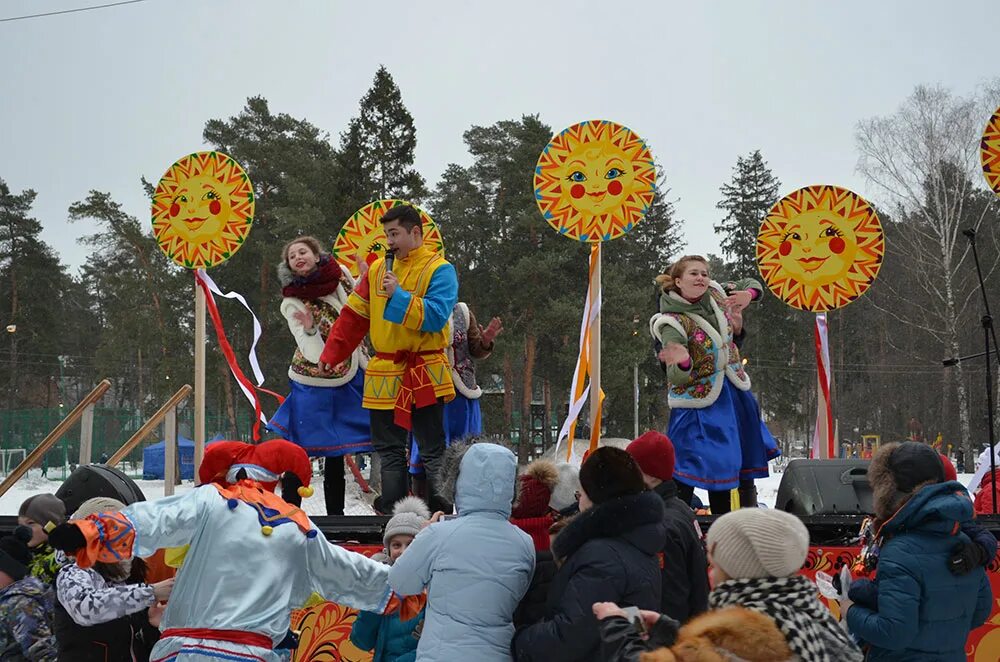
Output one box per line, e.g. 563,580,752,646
946,228,999,513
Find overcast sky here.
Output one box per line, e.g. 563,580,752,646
2,0,997,274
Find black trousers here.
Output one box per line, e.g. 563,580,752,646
675,479,756,515
370,404,448,512
282,456,345,516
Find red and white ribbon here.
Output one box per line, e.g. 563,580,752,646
811,313,834,459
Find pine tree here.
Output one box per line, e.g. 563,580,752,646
338,66,428,210
714,150,781,276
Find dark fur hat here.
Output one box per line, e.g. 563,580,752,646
869,441,946,522
578,446,645,505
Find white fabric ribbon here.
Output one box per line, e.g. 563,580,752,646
554,274,602,462
196,269,268,426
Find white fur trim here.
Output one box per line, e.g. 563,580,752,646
282,294,366,387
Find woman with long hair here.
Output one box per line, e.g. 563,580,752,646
268,236,373,515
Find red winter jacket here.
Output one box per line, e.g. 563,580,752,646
974,469,1000,515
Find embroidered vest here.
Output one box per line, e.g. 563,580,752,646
649,283,751,409
448,302,482,399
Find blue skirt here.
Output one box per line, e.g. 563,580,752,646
408,395,483,475
267,372,373,458
668,379,780,491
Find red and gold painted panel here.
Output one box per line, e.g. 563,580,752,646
534,120,656,243
151,151,255,269
756,185,884,312
332,200,445,280
291,543,1000,661
982,105,1000,197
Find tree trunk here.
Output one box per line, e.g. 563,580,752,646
543,378,552,452
520,333,536,464
944,281,973,461
503,355,514,440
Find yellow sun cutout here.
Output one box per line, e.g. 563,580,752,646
982,104,1000,197
534,120,656,242
151,152,254,269
757,185,884,312
332,199,445,279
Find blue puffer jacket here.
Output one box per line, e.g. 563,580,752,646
350,604,425,662
388,443,535,661
846,482,993,661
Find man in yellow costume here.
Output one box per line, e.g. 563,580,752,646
320,205,458,513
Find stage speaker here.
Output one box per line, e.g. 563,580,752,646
775,459,873,516
55,464,146,516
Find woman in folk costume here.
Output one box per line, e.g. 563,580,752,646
47,440,392,662
408,302,501,485
651,255,779,515
268,236,373,516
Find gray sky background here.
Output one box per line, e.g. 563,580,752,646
2,0,997,274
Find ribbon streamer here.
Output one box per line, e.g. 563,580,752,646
197,269,265,386
555,245,605,463
811,313,834,459
194,271,267,440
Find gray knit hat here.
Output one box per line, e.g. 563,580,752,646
18,493,67,531
706,508,810,579
548,463,581,513
72,497,125,520
383,496,431,549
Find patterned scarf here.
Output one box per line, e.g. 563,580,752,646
282,255,342,300
709,575,862,662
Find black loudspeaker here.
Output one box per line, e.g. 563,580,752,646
775,459,873,516
55,464,146,516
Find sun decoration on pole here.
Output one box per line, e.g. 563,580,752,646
151,152,255,269
332,199,445,279
756,185,885,312
981,104,1000,197
534,120,656,242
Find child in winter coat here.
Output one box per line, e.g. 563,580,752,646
17,494,67,587
54,498,174,662
596,508,861,662
510,459,560,551
0,525,57,660
845,442,993,661
350,496,429,662
626,431,709,624
389,441,535,661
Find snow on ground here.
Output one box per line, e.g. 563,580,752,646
0,459,979,516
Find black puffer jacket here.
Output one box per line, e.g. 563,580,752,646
653,481,709,623
512,491,666,661
514,551,558,628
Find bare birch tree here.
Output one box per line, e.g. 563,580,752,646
856,84,1000,460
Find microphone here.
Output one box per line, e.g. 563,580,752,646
385,250,395,274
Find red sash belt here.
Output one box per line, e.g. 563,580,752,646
376,349,442,430
161,628,272,649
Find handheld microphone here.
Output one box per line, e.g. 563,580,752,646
385,250,396,274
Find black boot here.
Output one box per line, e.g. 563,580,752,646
738,481,758,509
281,472,303,508
379,467,409,514
324,456,345,517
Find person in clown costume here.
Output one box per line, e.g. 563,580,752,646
47,439,392,662
408,302,502,493
319,205,458,514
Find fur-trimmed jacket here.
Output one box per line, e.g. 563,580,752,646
599,605,792,662
512,490,666,662
847,444,993,661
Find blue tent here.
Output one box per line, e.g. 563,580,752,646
142,436,223,480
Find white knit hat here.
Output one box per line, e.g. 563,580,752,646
706,509,810,579
383,496,431,549
548,462,581,513
72,497,125,520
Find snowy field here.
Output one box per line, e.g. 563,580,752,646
0,454,979,517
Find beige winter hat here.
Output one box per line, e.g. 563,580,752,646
706,508,810,579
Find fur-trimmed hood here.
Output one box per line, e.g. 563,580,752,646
436,439,517,517
551,489,664,560
640,606,793,662
870,441,946,523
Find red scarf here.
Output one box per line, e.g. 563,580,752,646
282,256,343,300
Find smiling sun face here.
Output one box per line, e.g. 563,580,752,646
152,152,254,269
535,120,656,243
757,185,884,312
332,199,445,279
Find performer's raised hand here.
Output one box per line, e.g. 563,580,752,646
729,307,743,335
481,317,504,345
659,342,690,366
724,290,752,313
382,271,399,297
292,308,314,332
355,252,369,277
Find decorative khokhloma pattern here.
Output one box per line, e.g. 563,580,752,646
333,199,445,279
534,119,656,242
982,105,1000,197
151,151,255,269
757,185,884,312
